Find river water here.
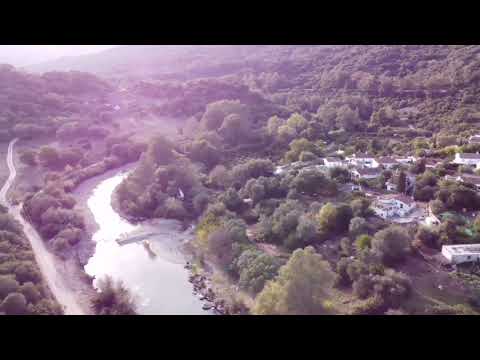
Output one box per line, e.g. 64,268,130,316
83,169,207,315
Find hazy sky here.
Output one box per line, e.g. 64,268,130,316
0,45,118,67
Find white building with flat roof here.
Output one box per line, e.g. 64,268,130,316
453,153,480,166
346,153,379,168
442,244,480,264
372,194,416,219
324,157,345,168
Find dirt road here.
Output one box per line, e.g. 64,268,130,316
0,138,88,315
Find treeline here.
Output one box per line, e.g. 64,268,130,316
0,205,62,315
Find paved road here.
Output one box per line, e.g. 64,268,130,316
0,139,86,315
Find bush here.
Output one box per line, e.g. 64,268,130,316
355,234,372,252
415,226,440,249
353,275,372,299
292,170,337,196
371,226,411,265
349,217,369,238
230,159,275,186
1,292,27,315
253,247,337,315
208,165,231,189
193,192,210,216
19,282,41,304
220,188,243,212
350,295,385,315
91,276,136,315
299,151,317,162
236,250,283,294
164,197,187,220
19,150,37,166
317,202,353,235
0,275,19,300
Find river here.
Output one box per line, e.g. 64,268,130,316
83,168,207,315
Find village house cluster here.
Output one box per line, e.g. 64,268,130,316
278,140,480,264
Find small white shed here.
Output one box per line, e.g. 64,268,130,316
441,244,480,264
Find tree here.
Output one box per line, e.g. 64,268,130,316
209,165,231,189
253,246,336,315
410,159,426,175
221,187,243,211
349,217,369,238
266,115,283,136
38,146,60,169
291,170,337,196
317,203,353,235
350,198,372,217
0,275,19,300
372,226,411,265
284,138,317,163
329,167,351,183
397,171,407,193
188,139,220,169
19,282,41,304
219,113,248,145
355,234,372,251
1,292,27,315
193,192,210,216
201,100,248,131
92,276,136,315
336,105,360,131
147,135,174,165
236,249,283,294
286,113,308,133
19,150,37,166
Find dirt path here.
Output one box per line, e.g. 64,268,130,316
0,138,89,315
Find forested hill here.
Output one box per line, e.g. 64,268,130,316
0,64,113,141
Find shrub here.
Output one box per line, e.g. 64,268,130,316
349,217,369,238
193,192,210,216
353,275,372,299
220,188,243,212
236,250,283,294
355,234,372,252
19,282,41,304
253,247,336,315
0,275,19,300
91,276,136,315
292,170,337,196
208,165,231,189
371,226,411,265
1,292,27,315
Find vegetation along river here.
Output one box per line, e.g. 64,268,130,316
83,168,208,315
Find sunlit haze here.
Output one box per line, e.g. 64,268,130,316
0,45,118,67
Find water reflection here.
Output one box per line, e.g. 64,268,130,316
84,171,206,315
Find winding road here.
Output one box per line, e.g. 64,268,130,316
0,139,86,315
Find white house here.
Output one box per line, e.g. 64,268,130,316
324,157,345,168
372,194,416,219
469,135,480,144
442,244,480,264
346,153,379,168
377,157,399,170
395,155,417,165
351,167,382,180
453,153,480,167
